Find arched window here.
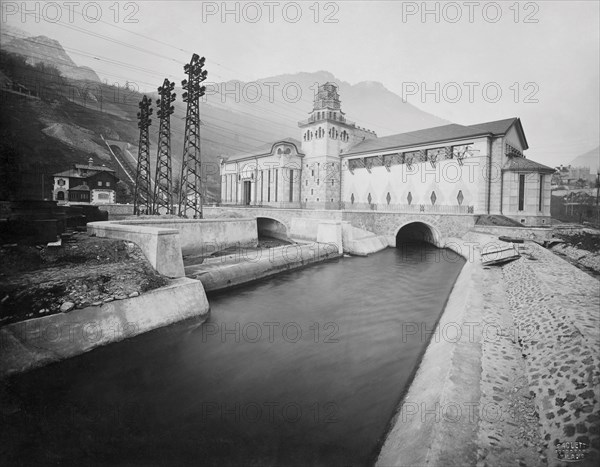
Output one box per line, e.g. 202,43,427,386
56,191,64,201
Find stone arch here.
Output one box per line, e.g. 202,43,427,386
256,216,289,241
394,220,442,248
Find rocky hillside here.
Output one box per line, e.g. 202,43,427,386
2,34,100,82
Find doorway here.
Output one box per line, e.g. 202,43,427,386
243,181,251,205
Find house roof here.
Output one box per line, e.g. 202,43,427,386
224,137,304,162
74,164,115,172
69,184,90,191
53,169,83,178
343,118,526,156
502,156,555,173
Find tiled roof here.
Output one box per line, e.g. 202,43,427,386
502,156,555,173
344,118,523,156
74,164,115,172
225,137,303,162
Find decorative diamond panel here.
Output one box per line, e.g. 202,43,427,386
351,193,355,204
407,192,412,205
430,191,437,205
386,192,391,205
457,190,464,206
367,193,372,204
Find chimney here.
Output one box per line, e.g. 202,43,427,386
88,157,93,167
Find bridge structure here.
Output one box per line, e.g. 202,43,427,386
204,205,476,249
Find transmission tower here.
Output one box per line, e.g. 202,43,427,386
178,54,208,218
133,95,153,215
152,78,176,214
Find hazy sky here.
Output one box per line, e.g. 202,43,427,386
2,0,599,167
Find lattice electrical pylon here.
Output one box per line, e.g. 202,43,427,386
133,95,153,215
178,54,208,218
152,78,176,215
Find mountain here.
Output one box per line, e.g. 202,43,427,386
208,70,448,144
2,35,100,82
569,146,600,173
0,36,447,202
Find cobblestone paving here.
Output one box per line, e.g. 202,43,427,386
503,242,599,466
477,265,546,467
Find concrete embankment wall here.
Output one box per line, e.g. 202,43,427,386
376,237,481,466
0,278,209,379
115,218,258,255
102,203,134,219
88,221,185,277
189,242,341,292
88,218,259,277
377,235,600,465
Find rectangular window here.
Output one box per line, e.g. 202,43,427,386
289,169,294,202
98,181,102,187
275,169,278,202
106,181,110,187
538,174,544,211
518,174,525,211
261,170,264,202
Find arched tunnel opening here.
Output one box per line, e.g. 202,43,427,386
257,217,291,247
395,222,438,247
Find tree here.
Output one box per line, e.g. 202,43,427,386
115,180,133,204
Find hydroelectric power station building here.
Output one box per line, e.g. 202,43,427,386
220,82,554,226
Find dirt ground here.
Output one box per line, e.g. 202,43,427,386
0,234,167,326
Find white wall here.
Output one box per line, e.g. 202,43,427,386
341,137,490,213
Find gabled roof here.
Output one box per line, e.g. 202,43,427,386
224,137,304,162
502,156,555,173
74,164,115,173
466,118,528,150
70,184,90,191
344,118,526,156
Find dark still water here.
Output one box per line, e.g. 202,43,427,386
2,244,464,466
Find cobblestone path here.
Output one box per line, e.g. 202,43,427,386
503,242,599,466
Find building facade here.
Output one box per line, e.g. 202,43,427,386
53,157,119,205
220,82,554,225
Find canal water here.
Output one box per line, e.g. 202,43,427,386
2,244,465,466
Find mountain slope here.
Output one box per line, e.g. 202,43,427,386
570,146,600,172
1,36,448,202
2,35,100,82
